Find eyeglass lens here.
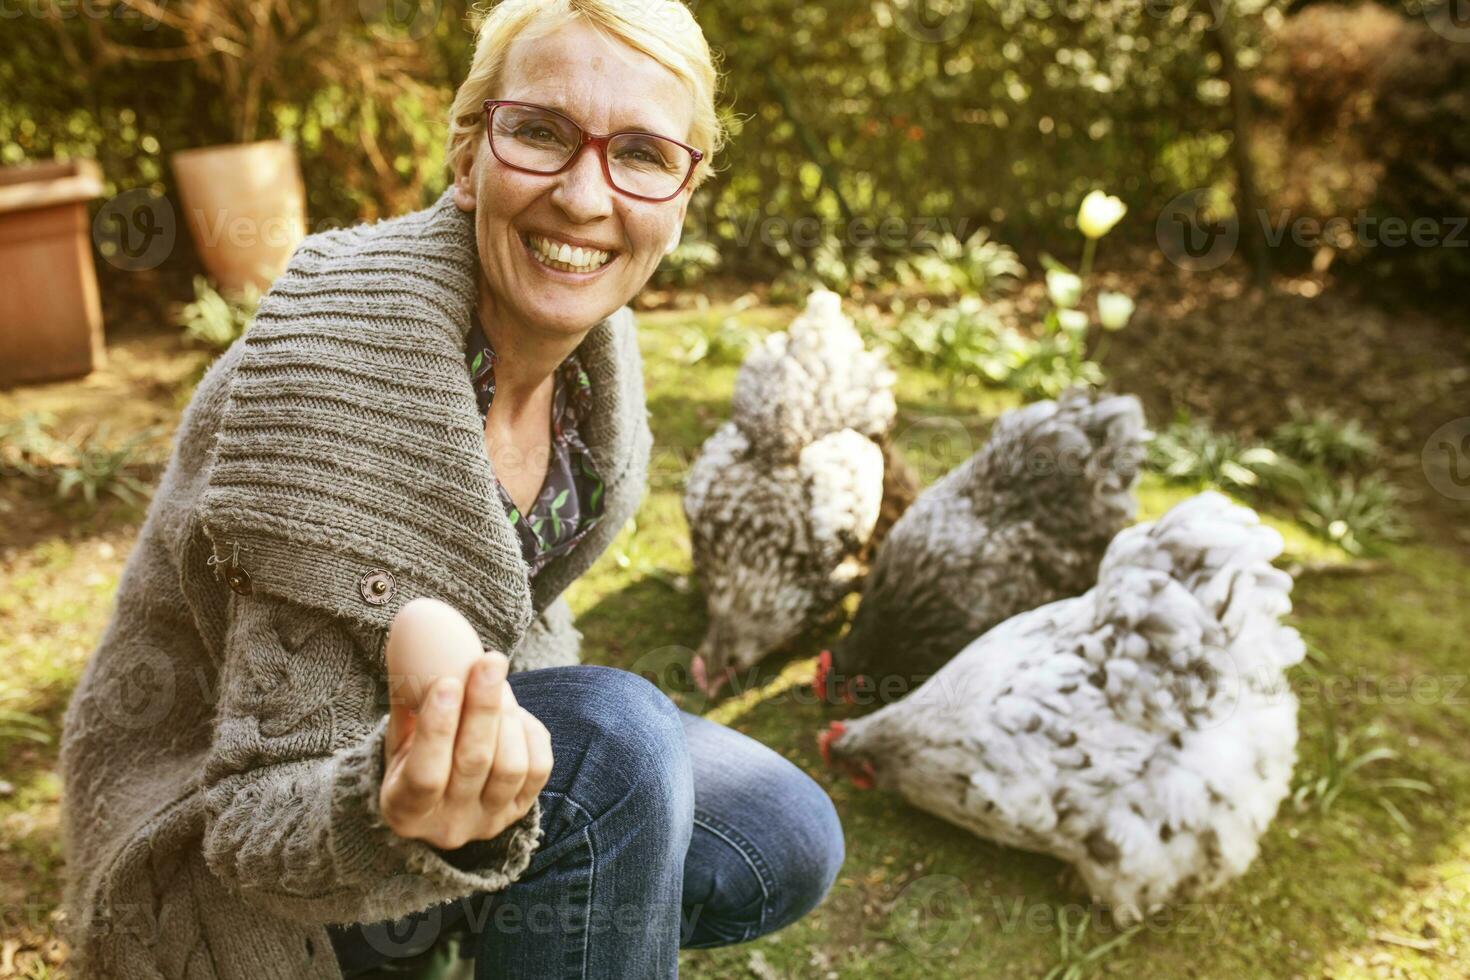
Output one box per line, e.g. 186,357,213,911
490,104,692,200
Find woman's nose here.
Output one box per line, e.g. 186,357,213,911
549,142,615,223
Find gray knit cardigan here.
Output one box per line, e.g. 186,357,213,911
57,186,654,979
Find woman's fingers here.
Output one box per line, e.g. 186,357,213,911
482,699,530,814
516,708,553,812
383,676,463,824
445,654,510,804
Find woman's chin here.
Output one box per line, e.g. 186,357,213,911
518,291,623,333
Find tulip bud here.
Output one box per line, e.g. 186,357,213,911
1077,190,1127,240
1046,269,1083,309
1058,309,1090,333
1096,290,1135,331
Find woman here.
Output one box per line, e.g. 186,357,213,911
57,1,846,977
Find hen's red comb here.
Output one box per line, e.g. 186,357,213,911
817,720,846,768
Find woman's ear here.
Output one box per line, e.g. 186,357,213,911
451,140,479,212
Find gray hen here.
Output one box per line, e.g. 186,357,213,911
816,388,1146,706
683,289,896,696
820,492,1305,925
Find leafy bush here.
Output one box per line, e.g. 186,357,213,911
654,239,723,289
1146,415,1292,494
1291,716,1432,833
1298,471,1408,557
675,316,759,367
0,692,50,750
1269,404,1379,473
177,276,259,350
0,412,161,510
1146,413,1408,556
887,297,1011,380
891,230,1024,299
771,232,884,300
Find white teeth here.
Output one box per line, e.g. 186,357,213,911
528,233,610,271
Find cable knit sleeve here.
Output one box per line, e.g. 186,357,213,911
199,591,544,926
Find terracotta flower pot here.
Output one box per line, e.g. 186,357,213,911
171,140,307,294
0,158,107,388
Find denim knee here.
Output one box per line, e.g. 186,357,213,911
685,766,845,945
546,665,695,851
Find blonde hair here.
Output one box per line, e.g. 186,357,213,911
445,0,728,194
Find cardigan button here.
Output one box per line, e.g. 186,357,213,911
225,565,253,596
359,568,396,605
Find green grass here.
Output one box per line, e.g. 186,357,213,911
2,304,1468,978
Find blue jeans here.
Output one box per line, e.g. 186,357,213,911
328,665,846,978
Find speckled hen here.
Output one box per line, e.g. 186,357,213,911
816,387,1146,706
820,492,1306,924
683,289,899,696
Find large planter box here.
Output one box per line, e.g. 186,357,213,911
0,159,107,388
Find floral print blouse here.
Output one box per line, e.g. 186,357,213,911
468,311,606,580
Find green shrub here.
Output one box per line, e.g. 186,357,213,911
1269,404,1380,473
1297,471,1408,557
1147,413,1408,556
654,239,723,289
0,413,161,510
177,276,259,350
1146,415,1291,494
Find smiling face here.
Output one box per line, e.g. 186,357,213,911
451,18,695,339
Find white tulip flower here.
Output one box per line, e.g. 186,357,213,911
1046,269,1083,309
1097,291,1135,331
1058,309,1090,332
1077,190,1127,239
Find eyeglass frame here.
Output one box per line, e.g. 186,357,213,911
482,99,704,203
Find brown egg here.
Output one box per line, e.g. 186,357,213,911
385,597,499,714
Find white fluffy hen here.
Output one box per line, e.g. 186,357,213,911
820,492,1306,923
683,289,899,696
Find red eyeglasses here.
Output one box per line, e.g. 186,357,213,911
483,99,703,203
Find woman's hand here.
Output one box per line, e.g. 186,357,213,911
379,599,553,849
